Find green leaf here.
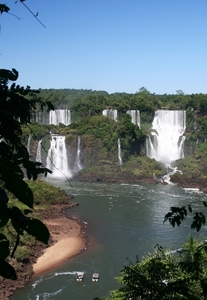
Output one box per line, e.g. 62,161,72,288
26,169,32,180
201,214,206,224
0,4,10,14
188,204,192,213
5,179,33,208
0,189,9,226
0,203,9,227
0,189,8,204
0,68,18,81
9,207,25,235
23,218,49,244
0,234,10,260
0,259,17,280
24,209,32,215
46,101,54,110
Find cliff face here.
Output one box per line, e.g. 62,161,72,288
170,150,207,192
66,135,103,169
27,133,207,191
28,134,121,172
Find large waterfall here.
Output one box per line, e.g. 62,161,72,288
147,110,186,165
126,110,141,128
46,135,72,178
102,109,117,121
49,109,71,125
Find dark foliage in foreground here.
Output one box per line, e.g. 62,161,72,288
0,68,54,279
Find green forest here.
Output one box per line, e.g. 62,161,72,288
21,86,207,186
2,72,207,300
2,2,207,299
36,86,207,143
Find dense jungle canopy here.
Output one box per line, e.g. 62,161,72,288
38,87,205,122
35,87,207,150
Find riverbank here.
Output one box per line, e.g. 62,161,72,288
0,204,87,300
1,174,207,299
33,217,86,275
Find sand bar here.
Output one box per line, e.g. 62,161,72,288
33,217,86,275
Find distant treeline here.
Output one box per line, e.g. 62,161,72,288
29,87,207,152
38,87,207,128
39,86,207,115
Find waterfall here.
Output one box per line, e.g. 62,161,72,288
46,135,72,178
102,109,117,121
147,110,186,165
118,138,123,165
49,109,71,125
35,111,43,123
27,135,31,155
126,110,141,128
74,136,82,173
36,140,42,163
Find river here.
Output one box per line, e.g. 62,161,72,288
11,180,207,300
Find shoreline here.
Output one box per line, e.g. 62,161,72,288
2,179,206,299
33,215,88,275
0,204,89,300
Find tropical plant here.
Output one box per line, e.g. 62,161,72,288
0,68,54,279
107,238,207,300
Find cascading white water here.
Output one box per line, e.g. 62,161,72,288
126,110,141,128
49,109,71,125
33,111,46,124
74,136,82,173
46,135,72,178
36,140,42,163
118,138,123,165
102,109,117,121
27,135,31,155
147,110,186,165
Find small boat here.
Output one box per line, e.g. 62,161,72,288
76,272,84,282
92,273,99,282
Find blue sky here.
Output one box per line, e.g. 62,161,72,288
1,0,207,95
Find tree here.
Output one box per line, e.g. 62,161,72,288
0,2,53,279
163,201,207,232
198,95,207,116
0,68,53,279
107,240,207,300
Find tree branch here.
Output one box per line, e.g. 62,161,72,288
19,0,46,28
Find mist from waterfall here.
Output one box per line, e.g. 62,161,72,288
118,138,123,165
102,109,117,121
147,110,186,165
74,136,82,173
46,135,72,178
49,109,71,125
36,140,42,163
126,110,141,128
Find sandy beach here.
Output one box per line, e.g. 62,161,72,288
33,217,86,275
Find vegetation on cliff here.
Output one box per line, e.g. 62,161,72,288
171,141,207,188
22,87,207,186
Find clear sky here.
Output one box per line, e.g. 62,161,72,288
1,0,207,95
